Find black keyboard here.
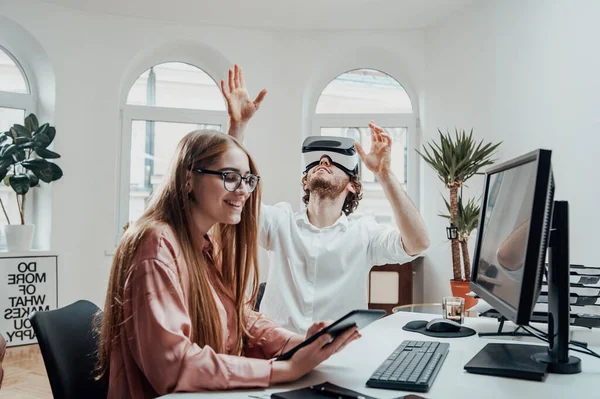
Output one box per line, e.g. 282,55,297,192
366,340,449,393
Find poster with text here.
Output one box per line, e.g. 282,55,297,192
0,256,58,347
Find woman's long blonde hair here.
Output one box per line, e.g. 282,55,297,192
96,130,261,379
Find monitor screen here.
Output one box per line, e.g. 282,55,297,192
474,159,538,310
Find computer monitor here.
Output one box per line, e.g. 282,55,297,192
470,149,552,326
465,149,581,379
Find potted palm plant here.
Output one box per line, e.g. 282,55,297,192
417,129,500,307
440,196,481,308
0,113,63,251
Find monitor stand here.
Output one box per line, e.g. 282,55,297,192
464,342,549,381
465,201,581,380
531,201,581,374
478,316,531,338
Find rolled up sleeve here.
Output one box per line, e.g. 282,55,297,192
123,259,273,394
366,220,418,267
243,310,298,359
259,202,293,251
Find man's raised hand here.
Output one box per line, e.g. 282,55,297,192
220,64,267,125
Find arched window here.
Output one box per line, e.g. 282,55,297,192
314,69,416,222
118,62,227,233
0,46,35,228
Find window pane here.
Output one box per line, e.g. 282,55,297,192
0,48,29,94
0,107,25,133
316,69,411,114
320,126,407,186
129,121,221,223
126,62,225,110
0,107,27,233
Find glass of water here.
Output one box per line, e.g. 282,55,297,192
442,296,465,324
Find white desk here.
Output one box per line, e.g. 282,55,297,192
161,312,600,398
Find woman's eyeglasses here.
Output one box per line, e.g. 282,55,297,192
194,169,260,193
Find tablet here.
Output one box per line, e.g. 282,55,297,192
275,309,386,361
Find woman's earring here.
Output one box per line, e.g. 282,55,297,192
187,191,195,202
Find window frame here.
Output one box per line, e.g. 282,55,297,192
0,45,35,117
0,46,37,232
312,112,418,204
117,98,228,244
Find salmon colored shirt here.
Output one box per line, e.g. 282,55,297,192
108,225,297,398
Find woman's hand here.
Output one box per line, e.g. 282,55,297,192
280,321,330,355
271,325,361,384
305,320,328,340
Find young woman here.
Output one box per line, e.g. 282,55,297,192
97,130,359,398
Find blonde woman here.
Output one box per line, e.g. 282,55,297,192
97,130,360,398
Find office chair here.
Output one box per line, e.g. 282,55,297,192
254,282,266,311
29,300,108,399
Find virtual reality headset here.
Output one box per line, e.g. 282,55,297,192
302,136,359,176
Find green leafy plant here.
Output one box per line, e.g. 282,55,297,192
0,113,63,225
440,195,481,280
417,128,500,281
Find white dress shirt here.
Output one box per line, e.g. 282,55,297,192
258,202,416,334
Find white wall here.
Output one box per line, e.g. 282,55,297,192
0,0,426,307
422,0,600,301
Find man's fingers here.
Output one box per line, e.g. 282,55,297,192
369,120,384,132
373,130,383,143
381,132,392,147
239,66,246,88
220,80,229,98
370,124,377,142
254,89,268,109
378,129,391,145
234,64,241,88
369,122,386,143
228,68,234,91
355,142,367,159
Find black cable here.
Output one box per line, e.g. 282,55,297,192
569,339,588,349
488,310,598,356
521,325,600,359
527,324,548,336
569,346,600,359
521,325,550,343
527,324,589,348
529,324,588,349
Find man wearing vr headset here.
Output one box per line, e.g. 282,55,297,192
221,65,430,334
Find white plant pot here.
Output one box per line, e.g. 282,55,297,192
3,224,35,251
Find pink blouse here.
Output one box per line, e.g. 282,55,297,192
108,224,297,398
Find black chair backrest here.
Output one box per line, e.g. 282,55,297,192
254,282,266,311
29,300,108,399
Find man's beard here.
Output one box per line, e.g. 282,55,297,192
308,174,348,200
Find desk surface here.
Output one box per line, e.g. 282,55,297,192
161,312,600,399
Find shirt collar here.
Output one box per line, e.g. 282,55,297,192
295,208,349,231
202,233,214,254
